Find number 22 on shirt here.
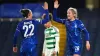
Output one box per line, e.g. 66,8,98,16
23,24,34,38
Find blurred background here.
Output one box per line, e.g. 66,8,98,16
0,0,100,56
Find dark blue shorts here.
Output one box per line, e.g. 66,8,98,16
65,44,82,56
20,44,38,56
20,38,38,56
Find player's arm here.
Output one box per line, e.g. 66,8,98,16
41,2,49,24
13,23,21,53
42,40,46,56
53,27,60,55
35,2,49,24
42,30,47,56
78,20,90,51
53,0,66,24
41,10,49,24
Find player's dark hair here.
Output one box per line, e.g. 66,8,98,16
20,9,30,18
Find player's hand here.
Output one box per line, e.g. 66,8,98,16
52,51,57,56
54,0,59,9
42,53,45,56
13,47,17,53
43,2,48,10
86,41,90,51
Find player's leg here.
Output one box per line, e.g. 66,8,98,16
20,45,27,56
20,50,26,56
73,54,80,56
20,52,24,56
31,45,38,56
20,41,30,56
26,52,31,56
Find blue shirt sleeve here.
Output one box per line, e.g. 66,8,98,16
32,10,49,25
13,23,21,47
53,8,66,24
78,20,89,41
41,10,49,24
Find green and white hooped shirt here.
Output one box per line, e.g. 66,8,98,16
43,26,60,53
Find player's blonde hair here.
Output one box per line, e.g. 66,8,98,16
67,7,78,18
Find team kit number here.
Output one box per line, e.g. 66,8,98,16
23,24,34,38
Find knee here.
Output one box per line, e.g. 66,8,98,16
73,54,80,56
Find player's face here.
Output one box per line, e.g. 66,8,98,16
44,22,51,28
47,22,51,27
44,23,48,28
67,9,75,20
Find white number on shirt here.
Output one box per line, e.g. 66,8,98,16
23,24,34,38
